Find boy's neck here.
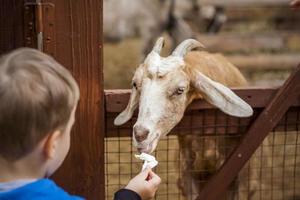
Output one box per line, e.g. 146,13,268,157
0,152,46,183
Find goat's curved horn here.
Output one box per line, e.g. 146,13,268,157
172,39,205,58
152,37,165,55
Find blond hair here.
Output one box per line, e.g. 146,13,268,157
0,48,80,161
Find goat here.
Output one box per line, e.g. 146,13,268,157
114,38,257,199
104,0,226,57
104,0,194,57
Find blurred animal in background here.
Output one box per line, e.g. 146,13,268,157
114,37,258,200
175,0,227,33
104,0,226,57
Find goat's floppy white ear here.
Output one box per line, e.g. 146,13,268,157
114,67,144,126
193,71,253,117
114,88,139,126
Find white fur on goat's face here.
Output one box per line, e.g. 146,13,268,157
114,38,253,153
132,52,191,152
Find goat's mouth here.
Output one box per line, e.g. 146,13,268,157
136,134,160,153
137,144,154,154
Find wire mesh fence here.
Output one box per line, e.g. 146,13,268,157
105,107,300,200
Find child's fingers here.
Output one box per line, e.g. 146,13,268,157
138,167,152,179
146,169,155,179
148,171,161,186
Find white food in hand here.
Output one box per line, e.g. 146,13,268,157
135,153,158,171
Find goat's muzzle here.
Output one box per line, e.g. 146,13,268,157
133,125,149,142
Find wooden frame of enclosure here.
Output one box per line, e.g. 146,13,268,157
1,0,300,200
105,68,300,200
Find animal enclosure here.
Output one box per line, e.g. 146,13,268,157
103,2,300,198
105,87,300,200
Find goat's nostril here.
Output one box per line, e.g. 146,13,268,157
135,134,148,142
134,126,149,142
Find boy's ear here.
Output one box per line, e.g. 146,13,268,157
43,130,62,159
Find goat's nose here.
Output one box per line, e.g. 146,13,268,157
133,125,149,142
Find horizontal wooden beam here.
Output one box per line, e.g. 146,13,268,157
105,87,300,113
227,54,300,70
105,86,300,137
199,0,290,7
197,32,300,54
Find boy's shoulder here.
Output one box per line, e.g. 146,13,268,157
0,179,84,200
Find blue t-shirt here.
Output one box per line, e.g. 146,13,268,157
0,179,84,200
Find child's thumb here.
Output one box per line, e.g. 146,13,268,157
139,167,151,179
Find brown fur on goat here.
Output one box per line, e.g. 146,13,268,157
185,51,247,87
183,51,248,106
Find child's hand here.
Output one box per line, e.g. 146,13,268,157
125,167,161,200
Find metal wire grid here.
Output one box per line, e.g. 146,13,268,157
234,107,300,200
105,107,300,200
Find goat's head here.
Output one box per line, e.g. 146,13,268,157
114,37,253,153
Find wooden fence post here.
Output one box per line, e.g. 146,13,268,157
197,64,300,200
40,1,104,199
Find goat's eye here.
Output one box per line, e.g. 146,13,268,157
174,87,185,95
132,82,138,89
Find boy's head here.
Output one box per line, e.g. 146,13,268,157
0,48,80,176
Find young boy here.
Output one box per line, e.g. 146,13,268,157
0,48,161,200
